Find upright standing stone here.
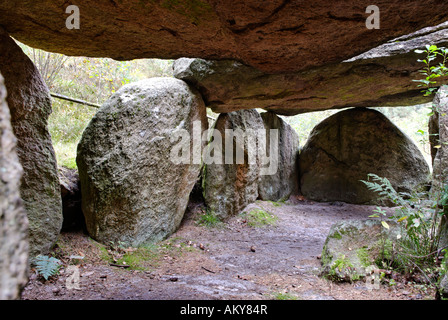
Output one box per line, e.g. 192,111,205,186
430,85,448,192
299,108,430,204
429,86,448,256
77,78,207,246
0,73,29,300
203,109,264,220
258,112,299,201
0,28,62,257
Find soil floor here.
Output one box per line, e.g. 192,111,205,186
21,198,437,301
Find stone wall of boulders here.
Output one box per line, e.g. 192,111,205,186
75,76,432,247
0,37,439,297
1,48,433,253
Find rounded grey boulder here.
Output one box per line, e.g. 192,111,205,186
77,77,207,246
299,108,430,204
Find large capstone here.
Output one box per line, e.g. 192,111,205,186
2,1,448,74
77,77,207,246
258,112,299,202
203,109,264,220
173,17,448,117
299,108,430,204
0,28,62,257
2,3,448,115
0,72,29,300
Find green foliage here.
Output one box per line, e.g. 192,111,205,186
240,208,278,228
197,210,222,228
331,254,354,272
103,238,196,271
268,200,284,207
17,41,174,169
361,173,447,285
413,45,448,97
114,245,160,271
361,173,406,207
271,292,299,300
32,255,62,280
326,254,362,282
356,247,371,268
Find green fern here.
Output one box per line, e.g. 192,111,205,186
33,255,62,280
360,173,405,206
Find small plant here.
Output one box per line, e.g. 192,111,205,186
272,292,299,300
360,173,406,207
240,209,278,228
197,210,222,228
114,245,160,271
413,44,448,97
103,239,195,271
331,254,354,273
32,255,62,280
269,200,282,207
361,173,447,286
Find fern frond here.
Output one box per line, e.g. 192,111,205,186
360,174,406,206
33,255,62,280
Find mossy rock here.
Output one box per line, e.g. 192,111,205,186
321,219,400,282
439,273,448,299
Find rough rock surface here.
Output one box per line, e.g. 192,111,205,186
258,112,299,201
430,86,448,192
0,73,29,300
0,28,62,257
203,110,264,220
440,273,448,299
173,18,448,116
77,77,207,246
2,1,448,74
428,86,448,255
321,219,399,282
299,108,430,205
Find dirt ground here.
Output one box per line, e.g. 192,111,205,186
20,198,436,301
